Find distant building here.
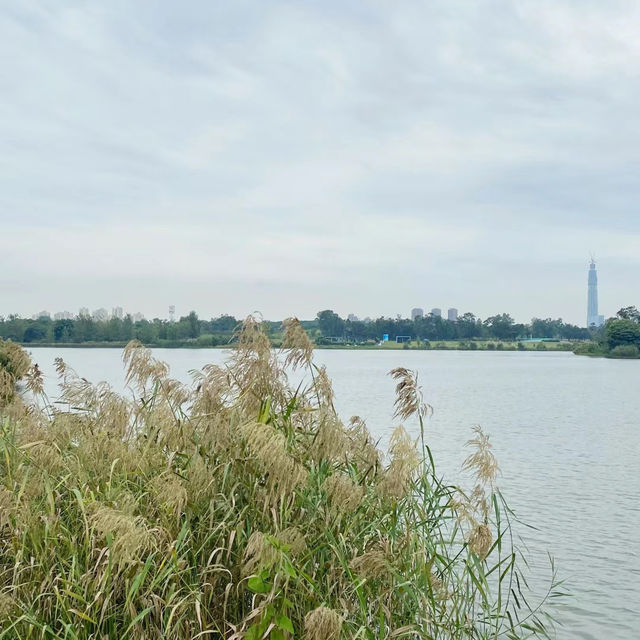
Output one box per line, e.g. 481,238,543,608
92,308,109,322
33,310,50,320
347,314,359,322
78,307,90,318
54,311,73,320
112,306,124,320
169,305,176,322
411,308,424,320
431,308,442,318
587,260,605,328
132,312,145,322
447,308,458,322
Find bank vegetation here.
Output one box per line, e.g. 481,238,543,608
0,321,560,639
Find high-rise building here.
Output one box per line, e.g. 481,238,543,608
112,306,124,320
347,313,359,322
169,305,176,322
92,308,109,322
447,308,458,322
430,308,442,318
411,308,424,320
54,311,73,320
587,259,605,328
78,307,90,318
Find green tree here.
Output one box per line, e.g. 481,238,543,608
316,310,345,337
616,306,640,322
605,319,640,349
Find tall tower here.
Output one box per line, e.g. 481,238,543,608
587,260,603,327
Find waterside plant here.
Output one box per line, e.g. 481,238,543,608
0,318,561,639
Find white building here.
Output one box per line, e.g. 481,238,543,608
411,308,424,320
78,307,90,318
132,312,145,322
33,310,51,320
112,306,124,320
447,308,458,322
54,311,74,320
92,308,109,322
431,308,442,318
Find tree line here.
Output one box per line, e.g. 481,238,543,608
316,310,591,342
0,308,593,346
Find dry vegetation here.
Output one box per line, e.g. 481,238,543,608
0,322,560,639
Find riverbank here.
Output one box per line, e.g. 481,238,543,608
22,339,579,352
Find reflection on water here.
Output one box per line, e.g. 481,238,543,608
29,347,640,639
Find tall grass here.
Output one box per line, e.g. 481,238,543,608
0,318,562,639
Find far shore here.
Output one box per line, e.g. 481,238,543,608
22,339,578,352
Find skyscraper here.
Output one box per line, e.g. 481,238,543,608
587,260,604,328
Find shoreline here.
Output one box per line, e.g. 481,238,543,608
21,340,578,353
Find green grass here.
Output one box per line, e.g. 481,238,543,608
0,320,562,639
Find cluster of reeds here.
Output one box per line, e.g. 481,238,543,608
0,339,32,406
0,318,561,639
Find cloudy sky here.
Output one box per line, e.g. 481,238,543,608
2,1,639,324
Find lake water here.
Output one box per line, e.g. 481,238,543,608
26,347,640,639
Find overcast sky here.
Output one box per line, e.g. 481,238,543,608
1,1,639,325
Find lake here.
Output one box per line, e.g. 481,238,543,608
26,346,640,639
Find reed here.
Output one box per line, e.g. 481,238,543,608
0,318,562,639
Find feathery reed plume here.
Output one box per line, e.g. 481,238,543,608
243,531,280,574
462,426,499,489
0,369,13,406
0,339,31,381
0,592,16,621
149,472,188,517
281,317,314,370
90,506,159,564
123,340,169,390
24,364,44,396
244,527,306,575
378,425,419,501
350,539,391,580
312,365,335,407
0,487,13,528
53,357,67,377
311,411,348,462
468,523,493,558
347,416,380,473
389,367,431,421
279,526,307,556
229,315,285,410
240,421,308,496
324,473,364,514
304,606,343,640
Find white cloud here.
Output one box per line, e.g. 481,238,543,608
1,0,639,324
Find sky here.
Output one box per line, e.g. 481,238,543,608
1,1,639,325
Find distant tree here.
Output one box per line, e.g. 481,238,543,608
616,306,640,322
483,314,519,340
185,311,199,339
605,318,640,349
23,325,46,343
54,319,74,342
457,313,480,339
316,310,345,337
